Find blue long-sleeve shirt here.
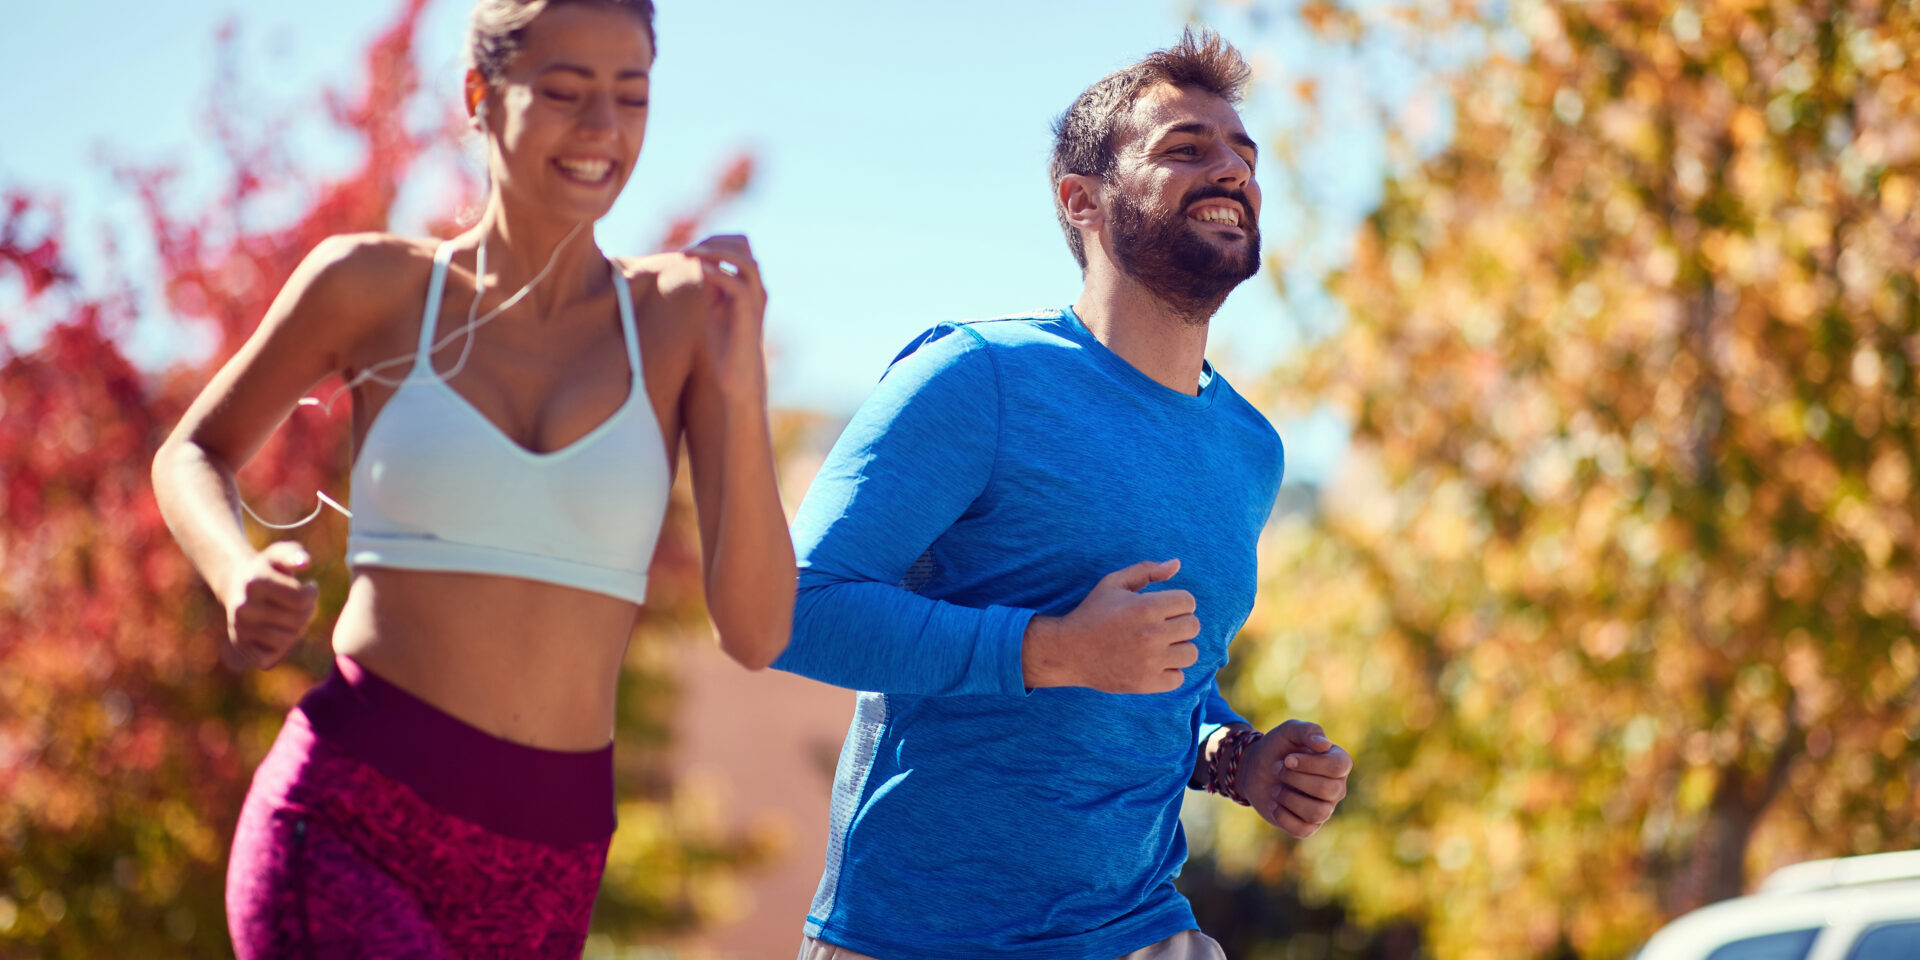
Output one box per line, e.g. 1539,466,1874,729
774,308,1284,959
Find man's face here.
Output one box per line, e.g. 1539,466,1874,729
1104,83,1262,314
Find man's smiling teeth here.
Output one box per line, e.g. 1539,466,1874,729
1190,206,1240,226
556,158,612,182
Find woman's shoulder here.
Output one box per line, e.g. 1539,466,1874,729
613,251,705,305
303,232,439,291
283,233,439,319
217,234,441,377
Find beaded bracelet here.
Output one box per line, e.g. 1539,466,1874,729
1200,729,1231,792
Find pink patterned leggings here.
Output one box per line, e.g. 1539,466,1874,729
226,658,616,959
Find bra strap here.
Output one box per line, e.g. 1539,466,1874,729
415,242,457,377
610,260,643,380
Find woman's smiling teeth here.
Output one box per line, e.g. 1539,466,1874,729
555,158,614,184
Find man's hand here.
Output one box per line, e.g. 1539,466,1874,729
1238,720,1351,839
1021,559,1199,693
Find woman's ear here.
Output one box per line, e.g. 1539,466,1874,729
465,69,489,132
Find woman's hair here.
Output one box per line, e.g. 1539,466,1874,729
467,0,658,86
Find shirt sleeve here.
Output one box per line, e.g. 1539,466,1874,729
1197,676,1249,745
771,324,1033,697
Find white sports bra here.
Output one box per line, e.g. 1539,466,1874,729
345,242,671,604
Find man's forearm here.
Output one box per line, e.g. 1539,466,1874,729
776,578,1035,696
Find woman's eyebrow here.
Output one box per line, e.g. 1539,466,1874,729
537,62,650,81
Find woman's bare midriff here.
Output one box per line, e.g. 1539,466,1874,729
329,568,642,751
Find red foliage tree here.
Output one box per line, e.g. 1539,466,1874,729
0,1,759,953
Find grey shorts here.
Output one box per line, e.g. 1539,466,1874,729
796,928,1230,960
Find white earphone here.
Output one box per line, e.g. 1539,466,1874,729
242,218,586,531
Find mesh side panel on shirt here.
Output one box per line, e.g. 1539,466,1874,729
808,691,888,929
809,553,923,925
900,551,934,593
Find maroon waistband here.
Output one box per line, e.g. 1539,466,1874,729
295,655,616,847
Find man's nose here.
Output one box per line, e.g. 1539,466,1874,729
1209,143,1252,186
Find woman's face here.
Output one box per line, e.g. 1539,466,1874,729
476,3,654,224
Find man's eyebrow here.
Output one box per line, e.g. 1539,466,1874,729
538,62,651,81
1161,122,1260,158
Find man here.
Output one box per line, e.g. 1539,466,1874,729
774,29,1353,960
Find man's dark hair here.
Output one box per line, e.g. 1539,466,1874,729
1049,28,1253,270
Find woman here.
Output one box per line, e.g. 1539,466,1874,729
151,0,793,955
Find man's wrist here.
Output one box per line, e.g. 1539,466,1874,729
1207,726,1264,805
1192,722,1258,790
1020,615,1065,689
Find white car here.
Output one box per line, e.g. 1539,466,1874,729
1634,850,1920,960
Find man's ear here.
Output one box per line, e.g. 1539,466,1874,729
1058,173,1105,236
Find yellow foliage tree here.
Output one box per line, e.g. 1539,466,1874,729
1208,1,1920,956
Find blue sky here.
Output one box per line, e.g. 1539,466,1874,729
2,0,1425,480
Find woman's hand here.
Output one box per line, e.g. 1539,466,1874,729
684,234,769,402
219,541,319,669
674,233,793,670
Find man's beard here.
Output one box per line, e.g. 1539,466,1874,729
1108,185,1261,322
